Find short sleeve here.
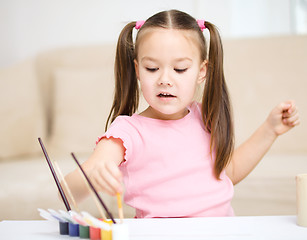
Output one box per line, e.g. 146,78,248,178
96,116,136,163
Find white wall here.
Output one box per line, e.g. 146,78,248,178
0,0,305,68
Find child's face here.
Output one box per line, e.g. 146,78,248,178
134,28,207,120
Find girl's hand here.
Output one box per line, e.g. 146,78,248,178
89,158,123,196
266,100,300,137
86,138,125,196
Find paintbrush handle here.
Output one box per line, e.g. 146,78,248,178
117,193,124,223
71,152,116,224
53,161,79,212
38,138,71,211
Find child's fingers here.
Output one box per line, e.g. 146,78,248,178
293,119,301,126
284,101,297,113
283,113,300,126
101,163,123,194
91,174,116,196
278,101,292,113
282,106,298,118
89,162,122,196
95,169,120,196
282,104,300,125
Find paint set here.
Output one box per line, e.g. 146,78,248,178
37,138,129,240
38,208,128,239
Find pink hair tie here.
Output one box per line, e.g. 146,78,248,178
197,20,206,31
135,20,145,30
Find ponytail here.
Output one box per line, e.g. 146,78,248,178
201,22,234,179
105,22,139,131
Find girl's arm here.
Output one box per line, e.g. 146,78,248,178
226,100,300,185
64,137,125,203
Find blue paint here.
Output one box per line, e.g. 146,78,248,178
69,222,80,236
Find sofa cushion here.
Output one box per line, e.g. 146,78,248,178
36,45,117,136
0,58,46,160
49,68,113,154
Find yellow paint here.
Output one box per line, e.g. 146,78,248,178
101,220,113,240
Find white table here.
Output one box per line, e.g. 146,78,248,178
1,216,307,240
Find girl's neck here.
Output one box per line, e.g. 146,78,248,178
139,106,190,120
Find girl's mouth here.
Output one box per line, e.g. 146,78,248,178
158,93,176,98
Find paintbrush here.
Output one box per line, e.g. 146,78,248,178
53,161,79,212
38,137,71,211
74,165,107,220
116,193,124,223
71,152,116,224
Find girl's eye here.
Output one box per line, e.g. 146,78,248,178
146,67,159,72
174,68,188,73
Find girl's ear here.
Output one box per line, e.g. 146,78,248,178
134,59,140,80
198,60,208,84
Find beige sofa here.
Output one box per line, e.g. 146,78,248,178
1,35,306,220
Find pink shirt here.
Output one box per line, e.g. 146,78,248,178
101,102,234,218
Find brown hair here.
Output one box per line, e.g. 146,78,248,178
106,10,234,179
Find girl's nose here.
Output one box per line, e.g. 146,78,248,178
158,71,173,87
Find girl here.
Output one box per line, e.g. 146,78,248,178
65,10,300,218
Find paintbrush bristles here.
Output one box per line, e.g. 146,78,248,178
71,152,116,224
38,138,71,211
